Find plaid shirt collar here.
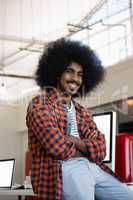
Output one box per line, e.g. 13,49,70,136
45,88,79,108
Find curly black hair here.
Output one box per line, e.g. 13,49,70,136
35,38,105,96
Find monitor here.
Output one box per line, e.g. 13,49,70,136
0,158,15,189
93,111,117,171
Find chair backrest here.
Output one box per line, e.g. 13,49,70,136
25,151,32,176
25,151,43,200
115,132,133,182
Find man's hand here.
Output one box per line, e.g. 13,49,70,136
84,127,98,141
65,135,79,144
65,135,87,153
88,133,98,141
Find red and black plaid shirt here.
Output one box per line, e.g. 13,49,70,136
26,89,119,200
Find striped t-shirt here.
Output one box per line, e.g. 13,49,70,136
66,102,79,138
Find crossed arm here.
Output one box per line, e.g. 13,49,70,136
65,133,98,154
27,102,106,162
65,115,106,162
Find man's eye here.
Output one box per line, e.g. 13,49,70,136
79,73,83,77
65,69,83,77
66,69,73,73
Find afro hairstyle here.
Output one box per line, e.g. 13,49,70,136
35,38,105,96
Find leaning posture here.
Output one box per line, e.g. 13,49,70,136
26,38,133,200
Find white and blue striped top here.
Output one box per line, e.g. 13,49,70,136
66,102,80,138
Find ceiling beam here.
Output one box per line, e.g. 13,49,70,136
0,73,35,79
0,34,45,45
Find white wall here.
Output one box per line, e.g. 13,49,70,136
17,102,29,182
0,101,28,182
81,56,133,108
0,105,24,200
0,106,23,181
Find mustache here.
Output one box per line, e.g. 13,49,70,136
67,81,81,87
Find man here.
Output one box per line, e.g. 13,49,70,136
26,38,133,200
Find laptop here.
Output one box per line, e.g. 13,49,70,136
0,158,15,189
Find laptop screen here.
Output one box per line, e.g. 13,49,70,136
0,159,15,188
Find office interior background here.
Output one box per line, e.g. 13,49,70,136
0,0,133,199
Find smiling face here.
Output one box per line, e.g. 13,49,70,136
57,62,83,101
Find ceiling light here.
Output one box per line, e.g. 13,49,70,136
127,98,133,106
0,82,9,103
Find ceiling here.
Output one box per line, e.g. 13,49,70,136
0,0,108,103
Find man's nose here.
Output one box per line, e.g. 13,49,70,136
71,72,79,81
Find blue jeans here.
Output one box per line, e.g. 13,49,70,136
61,157,133,200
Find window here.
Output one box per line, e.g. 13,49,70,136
70,0,133,66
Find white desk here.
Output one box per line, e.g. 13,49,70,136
128,185,133,190
0,186,132,200
0,188,36,200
